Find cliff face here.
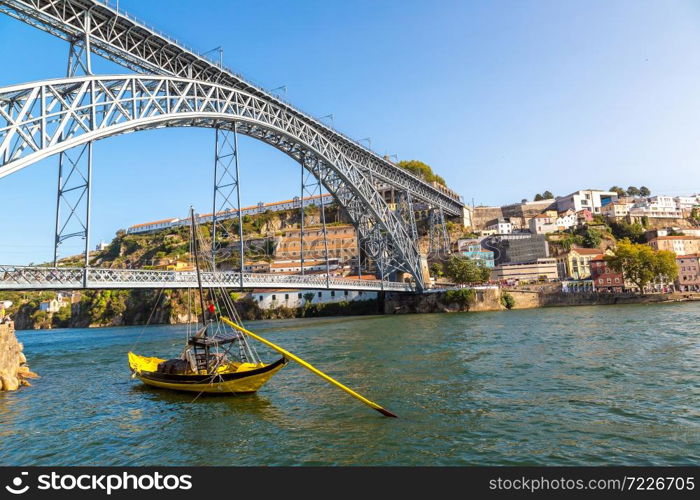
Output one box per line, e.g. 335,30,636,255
0,323,38,391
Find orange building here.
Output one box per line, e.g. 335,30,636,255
275,225,358,261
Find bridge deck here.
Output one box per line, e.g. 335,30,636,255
0,266,414,292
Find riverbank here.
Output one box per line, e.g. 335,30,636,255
383,288,700,314
5,287,699,330
0,323,37,390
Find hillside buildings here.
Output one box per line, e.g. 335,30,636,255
590,256,625,292
251,287,377,310
491,258,558,283
676,254,700,291
555,247,601,280
483,233,550,266
555,190,618,214
648,236,700,255
457,240,495,268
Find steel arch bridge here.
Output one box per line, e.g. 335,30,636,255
0,0,465,293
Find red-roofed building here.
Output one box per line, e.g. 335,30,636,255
590,255,624,292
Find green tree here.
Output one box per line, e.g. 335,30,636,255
608,220,645,243
609,186,626,198
445,255,488,284
542,190,554,199
500,291,515,309
396,160,446,186
52,306,71,328
303,292,315,304
639,186,651,197
627,186,640,197
690,207,700,223
444,288,476,307
582,227,602,248
430,262,444,278
604,239,678,294
534,193,544,201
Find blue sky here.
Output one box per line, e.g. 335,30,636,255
1,0,700,264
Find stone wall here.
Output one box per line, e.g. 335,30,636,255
472,207,504,230
384,288,504,314
0,323,37,391
508,289,700,309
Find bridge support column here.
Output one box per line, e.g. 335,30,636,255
212,124,244,287
428,206,450,258
53,11,94,267
300,154,331,288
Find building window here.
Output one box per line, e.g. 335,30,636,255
318,292,322,298
330,291,335,297
298,293,302,299
285,294,289,300
272,295,276,301
344,290,348,296
259,296,263,301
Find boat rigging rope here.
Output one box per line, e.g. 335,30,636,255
126,286,165,356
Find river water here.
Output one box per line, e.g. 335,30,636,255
1,303,699,465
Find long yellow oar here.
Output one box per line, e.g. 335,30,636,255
221,316,397,417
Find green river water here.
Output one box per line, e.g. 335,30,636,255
1,302,699,465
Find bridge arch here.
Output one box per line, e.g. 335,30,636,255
0,75,424,289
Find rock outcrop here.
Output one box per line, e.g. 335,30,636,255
0,322,38,391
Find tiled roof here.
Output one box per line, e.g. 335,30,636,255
571,247,603,255
129,218,179,228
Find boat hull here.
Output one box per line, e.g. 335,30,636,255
128,352,287,394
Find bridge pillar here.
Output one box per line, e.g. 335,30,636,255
53,10,94,268
212,124,244,287
300,154,331,287
428,206,450,258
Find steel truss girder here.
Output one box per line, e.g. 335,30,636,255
0,0,463,217
0,265,414,292
0,75,424,290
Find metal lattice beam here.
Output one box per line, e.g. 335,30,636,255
0,0,464,217
0,75,424,290
0,265,414,291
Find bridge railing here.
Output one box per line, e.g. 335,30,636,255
0,266,413,292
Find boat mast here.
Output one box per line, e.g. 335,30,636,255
190,207,208,333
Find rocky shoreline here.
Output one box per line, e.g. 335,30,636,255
0,323,38,391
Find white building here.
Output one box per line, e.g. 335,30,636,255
529,214,558,234
675,195,700,210
127,194,334,234
555,209,577,229
555,190,618,215
629,196,683,219
269,259,342,274
485,218,512,234
39,298,64,313
252,288,377,310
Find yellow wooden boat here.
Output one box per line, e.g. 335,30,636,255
128,207,286,395
128,351,286,394
127,207,396,416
